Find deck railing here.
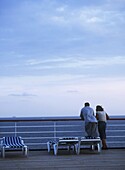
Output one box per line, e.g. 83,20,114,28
0,117,125,149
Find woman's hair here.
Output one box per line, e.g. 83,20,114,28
96,105,104,111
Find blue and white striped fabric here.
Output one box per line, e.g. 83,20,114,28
2,136,25,148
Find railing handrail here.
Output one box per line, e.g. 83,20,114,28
0,116,125,122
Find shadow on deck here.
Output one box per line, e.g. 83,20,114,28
0,149,125,170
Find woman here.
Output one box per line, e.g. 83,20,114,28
96,105,109,150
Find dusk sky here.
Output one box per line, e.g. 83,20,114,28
0,0,125,117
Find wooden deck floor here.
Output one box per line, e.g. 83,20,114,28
0,149,125,170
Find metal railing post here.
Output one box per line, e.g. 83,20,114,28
54,121,56,141
14,122,17,137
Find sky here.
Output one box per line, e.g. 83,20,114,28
0,0,125,117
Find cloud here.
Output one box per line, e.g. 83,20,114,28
4,0,124,35
0,55,125,78
0,0,125,117
66,90,79,93
8,92,37,97
0,0,125,77
26,57,71,65
25,56,125,70
0,0,125,45
1,0,125,63
34,3,125,35
56,6,67,12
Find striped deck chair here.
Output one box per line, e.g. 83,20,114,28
1,136,28,158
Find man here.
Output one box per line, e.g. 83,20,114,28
80,102,98,138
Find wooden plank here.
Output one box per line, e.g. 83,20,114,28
0,149,124,170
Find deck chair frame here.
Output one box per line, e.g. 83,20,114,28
47,137,79,155
1,136,28,158
78,137,101,154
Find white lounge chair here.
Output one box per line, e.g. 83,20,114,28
77,137,101,154
1,136,28,158
47,137,79,155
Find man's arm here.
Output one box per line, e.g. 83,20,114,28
96,112,99,120
80,110,84,120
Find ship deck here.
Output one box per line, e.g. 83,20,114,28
0,149,125,170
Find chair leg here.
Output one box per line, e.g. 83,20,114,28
91,145,95,150
53,143,58,155
67,145,72,152
75,143,79,154
23,146,28,156
1,147,5,158
47,142,51,152
97,143,101,153
77,141,81,155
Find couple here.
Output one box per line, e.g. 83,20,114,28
80,102,109,150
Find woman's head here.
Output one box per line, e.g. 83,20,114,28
96,105,104,111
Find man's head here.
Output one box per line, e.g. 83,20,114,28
84,102,90,107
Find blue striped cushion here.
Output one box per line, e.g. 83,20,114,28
3,136,24,148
